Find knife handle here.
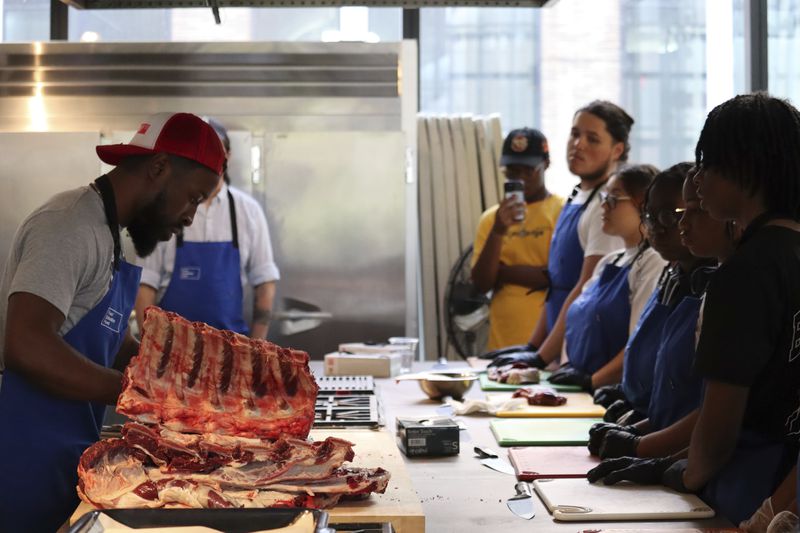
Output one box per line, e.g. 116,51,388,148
515,481,533,497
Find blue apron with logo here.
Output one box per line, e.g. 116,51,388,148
0,176,141,533
647,295,704,431
564,253,632,375
701,431,794,525
159,188,248,335
621,288,670,415
545,185,601,333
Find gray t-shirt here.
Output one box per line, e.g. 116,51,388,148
0,186,114,371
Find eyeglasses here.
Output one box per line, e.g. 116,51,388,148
643,208,687,230
600,191,632,210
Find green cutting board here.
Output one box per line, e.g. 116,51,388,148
490,418,602,447
479,372,582,392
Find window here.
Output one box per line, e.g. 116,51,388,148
768,0,800,105
67,7,401,43
420,0,745,197
2,0,49,42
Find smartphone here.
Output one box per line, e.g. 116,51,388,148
504,180,526,222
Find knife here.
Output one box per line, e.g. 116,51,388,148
474,446,515,475
506,481,536,520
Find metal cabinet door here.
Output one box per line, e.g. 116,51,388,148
0,132,102,269
261,131,406,358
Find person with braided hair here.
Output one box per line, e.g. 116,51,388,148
587,93,800,526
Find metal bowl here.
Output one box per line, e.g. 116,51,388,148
417,371,478,401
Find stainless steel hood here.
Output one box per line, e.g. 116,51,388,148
62,0,555,7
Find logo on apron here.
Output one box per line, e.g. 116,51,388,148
179,266,202,281
101,307,123,333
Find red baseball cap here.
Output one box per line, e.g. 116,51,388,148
96,112,226,176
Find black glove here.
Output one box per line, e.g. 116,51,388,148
603,399,633,423
587,456,674,485
480,343,536,360
599,429,640,459
593,384,627,408
487,351,547,369
548,364,592,392
587,422,638,456
661,458,690,493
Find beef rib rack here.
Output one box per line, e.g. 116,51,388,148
78,307,390,510
118,307,319,440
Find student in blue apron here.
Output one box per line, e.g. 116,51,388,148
592,164,703,419
134,119,280,339
543,164,666,392
487,101,631,367
589,165,735,459
586,93,800,526
0,112,225,533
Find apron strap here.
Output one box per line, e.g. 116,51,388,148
227,188,239,250
92,175,122,271
176,187,239,249
566,181,604,207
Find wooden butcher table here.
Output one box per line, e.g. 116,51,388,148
71,362,734,533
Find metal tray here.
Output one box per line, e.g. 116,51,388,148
69,508,328,533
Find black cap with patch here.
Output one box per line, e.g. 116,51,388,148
500,127,549,168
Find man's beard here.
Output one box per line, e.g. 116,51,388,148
127,190,172,258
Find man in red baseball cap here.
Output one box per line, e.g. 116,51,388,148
0,112,224,532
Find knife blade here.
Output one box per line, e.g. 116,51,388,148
506,481,535,520
474,446,515,475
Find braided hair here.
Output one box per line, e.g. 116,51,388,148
643,162,693,214
576,100,635,162
695,92,800,219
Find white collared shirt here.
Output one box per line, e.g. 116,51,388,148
136,184,280,294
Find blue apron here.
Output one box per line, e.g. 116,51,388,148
158,188,248,335
0,175,141,533
564,252,633,375
702,431,794,525
545,185,602,333
621,288,670,415
647,295,704,431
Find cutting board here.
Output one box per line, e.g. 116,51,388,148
479,372,583,392
490,418,601,446
72,429,424,533
533,478,716,522
486,392,606,418
508,446,600,480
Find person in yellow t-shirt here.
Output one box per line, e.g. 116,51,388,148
472,128,564,351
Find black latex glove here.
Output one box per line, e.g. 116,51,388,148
547,364,592,392
587,422,638,456
661,458,691,493
487,351,547,369
480,343,536,360
599,429,640,459
587,456,674,485
593,384,627,408
603,399,632,423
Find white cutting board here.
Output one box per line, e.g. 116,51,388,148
533,478,715,522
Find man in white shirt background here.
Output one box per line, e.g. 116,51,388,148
134,119,280,339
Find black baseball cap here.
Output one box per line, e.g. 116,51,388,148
500,127,549,168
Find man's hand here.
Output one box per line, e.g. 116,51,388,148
487,351,547,369
492,197,521,235
587,456,674,485
588,422,637,456
599,429,641,459
603,399,633,423
5,292,123,404
480,343,536,360
593,384,627,407
548,364,593,391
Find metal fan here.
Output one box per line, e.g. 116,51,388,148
443,244,491,359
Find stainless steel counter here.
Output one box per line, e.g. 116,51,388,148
351,362,734,533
